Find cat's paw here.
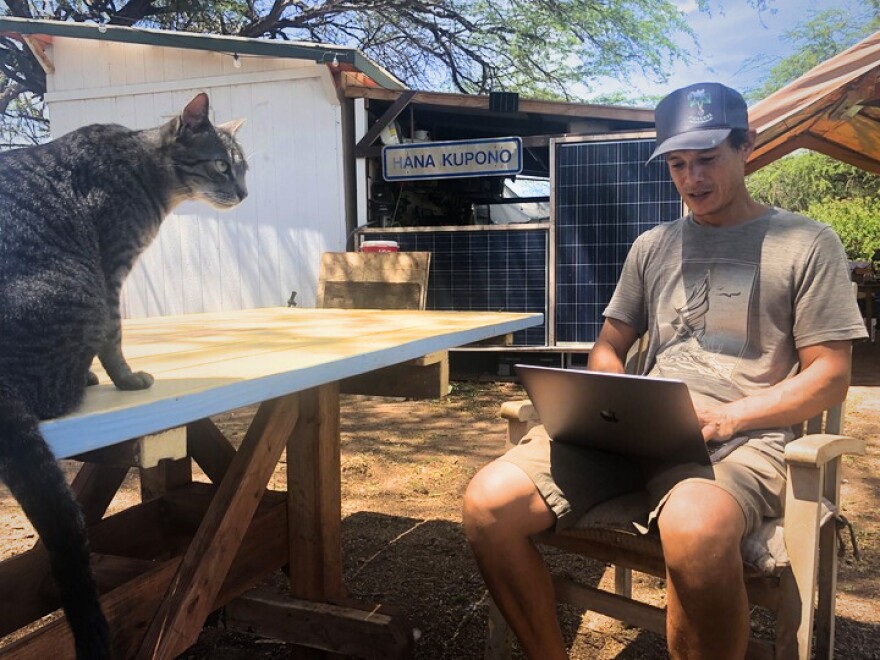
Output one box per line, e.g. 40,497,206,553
86,371,100,386
113,371,154,391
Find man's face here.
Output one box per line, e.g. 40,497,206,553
664,136,752,225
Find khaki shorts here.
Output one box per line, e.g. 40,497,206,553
499,424,789,536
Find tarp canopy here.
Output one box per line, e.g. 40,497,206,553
747,30,880,174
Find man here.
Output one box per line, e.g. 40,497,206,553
462,82,867,659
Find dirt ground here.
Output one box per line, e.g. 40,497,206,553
1,341,878,658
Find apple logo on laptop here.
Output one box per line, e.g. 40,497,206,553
600,409,620,423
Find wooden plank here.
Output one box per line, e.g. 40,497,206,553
187,418,238,484
0,547,56,638
552,575,666,634
288,384,343,601
140,456,192,502
87,498,169,560
225,590,414,659
135,393,300,659
73,428,187,469
341,84,655,122
321,281,423,310
91,554,160,592
317,252,431,310
354,89,417,150
69,462,131,525
339,355,449,399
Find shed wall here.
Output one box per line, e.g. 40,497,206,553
46,38,346,317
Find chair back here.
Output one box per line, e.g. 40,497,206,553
317,251,431,310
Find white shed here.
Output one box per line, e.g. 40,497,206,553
0,17,403,316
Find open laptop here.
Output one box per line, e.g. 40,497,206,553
515,364,746,466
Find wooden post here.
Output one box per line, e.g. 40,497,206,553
140,458,192,502
287,383,344,601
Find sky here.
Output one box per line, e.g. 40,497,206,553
592,0,865,101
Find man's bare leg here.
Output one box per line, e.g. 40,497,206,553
658,481,750,659
463,460,567,660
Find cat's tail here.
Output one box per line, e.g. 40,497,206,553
0,392,110,659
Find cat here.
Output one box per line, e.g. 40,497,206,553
0,93,247,658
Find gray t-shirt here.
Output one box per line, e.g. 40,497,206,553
604,208,868,406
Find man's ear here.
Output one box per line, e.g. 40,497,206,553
741,127,758,160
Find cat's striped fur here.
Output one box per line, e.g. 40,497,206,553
0,93,247,657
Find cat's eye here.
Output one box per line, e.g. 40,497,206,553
215,160,230,174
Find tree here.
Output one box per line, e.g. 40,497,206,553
747,151,880,213
743,3,880,260
743,4,880,101
746,151,880,259
2,0,767,146
807,197,880,261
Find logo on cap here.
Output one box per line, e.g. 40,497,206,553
687,88,713,125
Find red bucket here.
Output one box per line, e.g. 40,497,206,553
360,240,399,253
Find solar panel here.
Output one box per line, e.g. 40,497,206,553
367,229,548,345
554,138,681,343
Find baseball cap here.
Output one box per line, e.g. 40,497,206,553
647,82,749,162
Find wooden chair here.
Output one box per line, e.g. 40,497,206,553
486,339,864,660
317,251,449,399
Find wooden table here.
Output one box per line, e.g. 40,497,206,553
0,307,541,658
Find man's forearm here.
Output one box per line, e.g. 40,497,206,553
725,367,849,432
700,341,852,440
587,339,627,373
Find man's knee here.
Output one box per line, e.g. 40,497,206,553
658,482,745,578
462,460,553,543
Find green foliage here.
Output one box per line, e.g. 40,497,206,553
747,151,880,213
747,151,880,260
807,197,880,261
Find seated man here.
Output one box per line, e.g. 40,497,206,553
462,82,868,659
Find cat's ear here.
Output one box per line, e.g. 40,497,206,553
181,93,210,132
217,118,246,136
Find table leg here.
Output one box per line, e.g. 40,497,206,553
867,291,875,342
287,383,344,601
228,381,411,658
136,393,301,659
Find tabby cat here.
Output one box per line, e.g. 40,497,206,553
0,93,247,657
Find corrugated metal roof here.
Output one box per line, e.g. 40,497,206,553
748,30,880,174
0,15,406,90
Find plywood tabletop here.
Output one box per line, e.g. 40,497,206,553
41,307,542,458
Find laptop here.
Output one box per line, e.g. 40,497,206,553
515,364,746,466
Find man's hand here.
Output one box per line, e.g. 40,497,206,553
695,404,738,443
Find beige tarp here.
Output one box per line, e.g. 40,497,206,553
747,30,880,174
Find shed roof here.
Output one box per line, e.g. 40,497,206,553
0,15,405,90
748,30,880,174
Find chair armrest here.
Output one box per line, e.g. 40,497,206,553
499,400,539,423
784,433,865,467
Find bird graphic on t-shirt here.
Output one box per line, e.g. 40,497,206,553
672,274,709,341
